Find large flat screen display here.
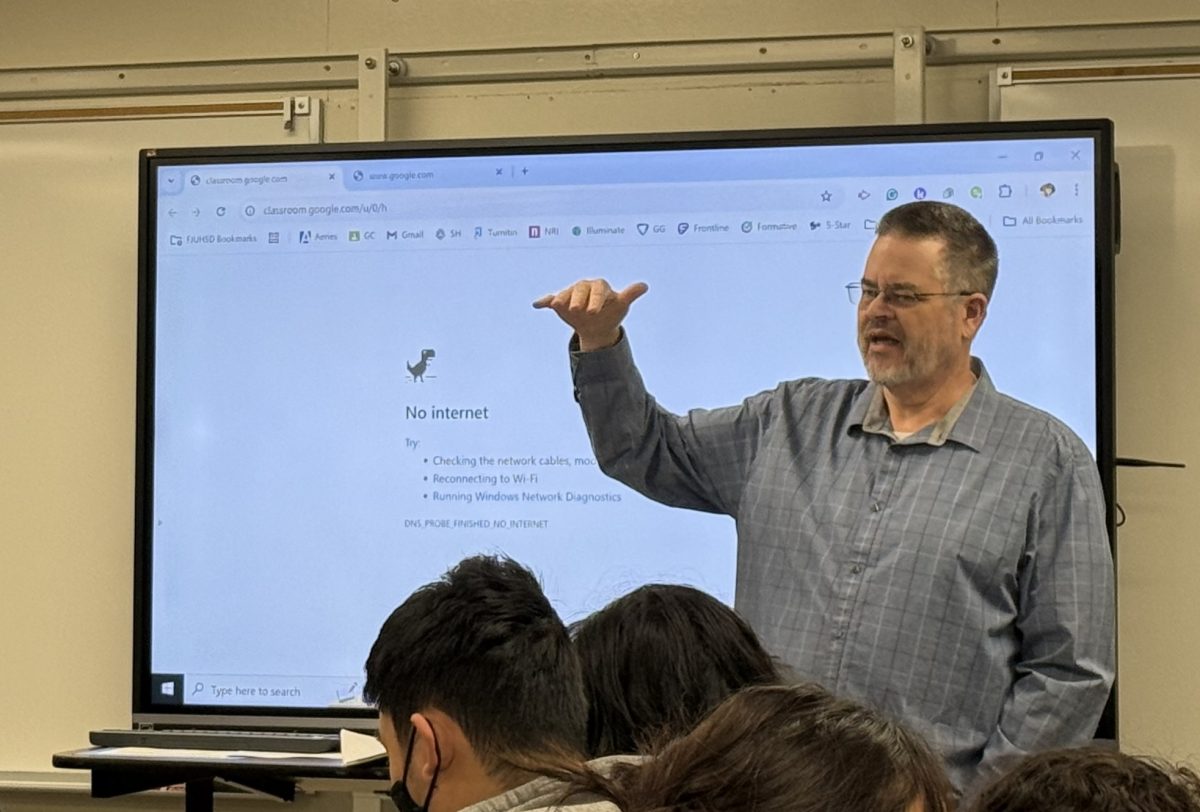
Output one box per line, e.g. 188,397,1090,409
134,120,1115,727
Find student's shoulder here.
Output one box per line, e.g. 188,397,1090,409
554,797,625,812
507,782,623,812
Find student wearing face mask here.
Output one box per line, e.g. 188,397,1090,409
364,555,629,812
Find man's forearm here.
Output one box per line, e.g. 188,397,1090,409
570,332,731,514
978,655,1113,785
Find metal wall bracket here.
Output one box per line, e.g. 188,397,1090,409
2,22,1200,103
893,27,927,124
357,48,389,141
281,95,311,130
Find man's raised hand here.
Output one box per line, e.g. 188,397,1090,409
533,279,649,351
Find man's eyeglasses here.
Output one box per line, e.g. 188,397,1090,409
846,282,975,308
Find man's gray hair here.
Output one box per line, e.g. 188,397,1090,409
875,201,998,299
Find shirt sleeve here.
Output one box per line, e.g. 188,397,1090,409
569,330,774,518
977,431,1116,783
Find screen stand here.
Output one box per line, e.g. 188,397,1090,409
91,767,296,812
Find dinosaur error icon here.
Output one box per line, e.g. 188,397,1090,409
407,348,436,382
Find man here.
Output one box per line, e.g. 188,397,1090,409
533,201,1114,793
364,555,618,812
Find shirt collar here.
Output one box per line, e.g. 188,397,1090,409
849,358,994,451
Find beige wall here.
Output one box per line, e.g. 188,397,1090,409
3,2,1199,809
4,0,1200,68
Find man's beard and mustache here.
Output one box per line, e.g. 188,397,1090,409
858,318,957,389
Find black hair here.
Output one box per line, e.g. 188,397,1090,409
571,584,783,756
363,555,587,777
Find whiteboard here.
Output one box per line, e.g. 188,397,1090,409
1000,74,1200,760
0,104,317,775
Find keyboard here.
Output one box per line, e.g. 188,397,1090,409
89,728,341,753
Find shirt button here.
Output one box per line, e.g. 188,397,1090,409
832,629,844,640
871,501,882,512
851,564,863,575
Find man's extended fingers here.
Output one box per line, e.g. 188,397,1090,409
568,281,594,313
585,279,614,314
533,278,638,315
532,280,588,311
617,282,649,307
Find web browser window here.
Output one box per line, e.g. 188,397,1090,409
144,131,1107,712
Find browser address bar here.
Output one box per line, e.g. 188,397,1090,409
244,201,391,219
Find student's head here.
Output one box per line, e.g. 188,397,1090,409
571,583,782,756
967,746,1200,812
590,683,952,812
364,555,587,812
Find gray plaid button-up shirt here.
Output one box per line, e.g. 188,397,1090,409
571,334,1114,793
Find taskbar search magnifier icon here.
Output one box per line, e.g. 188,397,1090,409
191,682,204,697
